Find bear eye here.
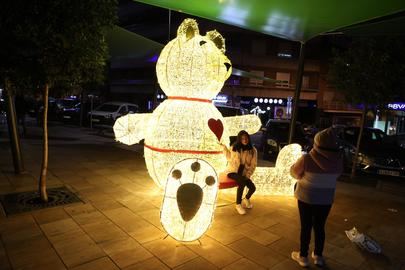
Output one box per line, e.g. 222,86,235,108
199,41,207,46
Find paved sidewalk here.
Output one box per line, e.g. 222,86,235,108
0,124,405,269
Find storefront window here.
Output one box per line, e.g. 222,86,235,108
397,115,405,134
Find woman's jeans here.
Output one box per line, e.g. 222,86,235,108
298,200,331,257
227,173,256,204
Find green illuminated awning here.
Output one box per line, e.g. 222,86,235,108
106,26,162,61
134,0,405,42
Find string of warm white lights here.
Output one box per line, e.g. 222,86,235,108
156,19,231,101
252,143,302,196
143,99,230,188
225,115,262,136
161,158,218,242
114,114,152,145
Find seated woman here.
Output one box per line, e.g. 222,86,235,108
221,130,257,215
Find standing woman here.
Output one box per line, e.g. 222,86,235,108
222,130,257,215
290,127,343,267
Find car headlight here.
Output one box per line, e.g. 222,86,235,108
267,139,277,147
357,153,374,165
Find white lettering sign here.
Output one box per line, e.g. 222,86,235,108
388,103,405,110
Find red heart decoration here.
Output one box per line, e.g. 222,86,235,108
208,118,224,141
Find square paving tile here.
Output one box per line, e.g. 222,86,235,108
123,257,170,270
186,236,242,268
143,237,198,268
174,256,219,270
100,237,153,268
70,257,119,270
228,237,286,268
40,219,105,268
222,258,266,270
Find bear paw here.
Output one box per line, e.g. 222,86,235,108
161,158,218,241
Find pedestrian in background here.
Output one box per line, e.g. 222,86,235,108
290,127,343,268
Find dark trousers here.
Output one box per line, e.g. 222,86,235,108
227,173,256,204
298,200,331,257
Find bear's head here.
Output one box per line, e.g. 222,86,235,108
156,18,232,100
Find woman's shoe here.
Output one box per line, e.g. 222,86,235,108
312,251,325,267
235,204,246,215
291,251,309,267
243,198,253,209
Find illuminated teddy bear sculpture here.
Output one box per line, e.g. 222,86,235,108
114,18,261,189
113,19,261,241
113,19,301,242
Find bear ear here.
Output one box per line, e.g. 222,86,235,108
206,30,226,53
177,18,199,41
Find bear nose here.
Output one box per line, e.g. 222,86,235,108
224,63,231,71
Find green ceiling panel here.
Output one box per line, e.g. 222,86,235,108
107,26,279,81
106,26,163,60
134,0,405,41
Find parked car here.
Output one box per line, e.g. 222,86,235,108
37,97,79,122
60,102,82,123
55,98,80,119
89,102,139,127
60,100,101,125
262,119,312,160
337,127,405,177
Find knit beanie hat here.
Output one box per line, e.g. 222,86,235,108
314,127,338,151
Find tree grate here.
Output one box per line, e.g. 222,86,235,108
0,187,83,215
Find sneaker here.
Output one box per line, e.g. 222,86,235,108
312,251,325,267
243,198,253,209
291,251,309,267
235,204,246,215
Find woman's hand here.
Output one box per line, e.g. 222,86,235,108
219,142,227,150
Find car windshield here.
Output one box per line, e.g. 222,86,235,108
216,106,245,117
267,122,305,139
269,123,290,138
96,104,119,112
343,128,386,144
364,129,385,143
59,99,77,107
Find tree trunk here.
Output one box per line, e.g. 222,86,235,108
350,105,367,179
4,78,25,174
39,83,49,202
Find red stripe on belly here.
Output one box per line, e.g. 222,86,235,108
168,96,212,103
144,143,222,155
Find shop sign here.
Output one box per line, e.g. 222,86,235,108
387,103,405,111
213,94,228,104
